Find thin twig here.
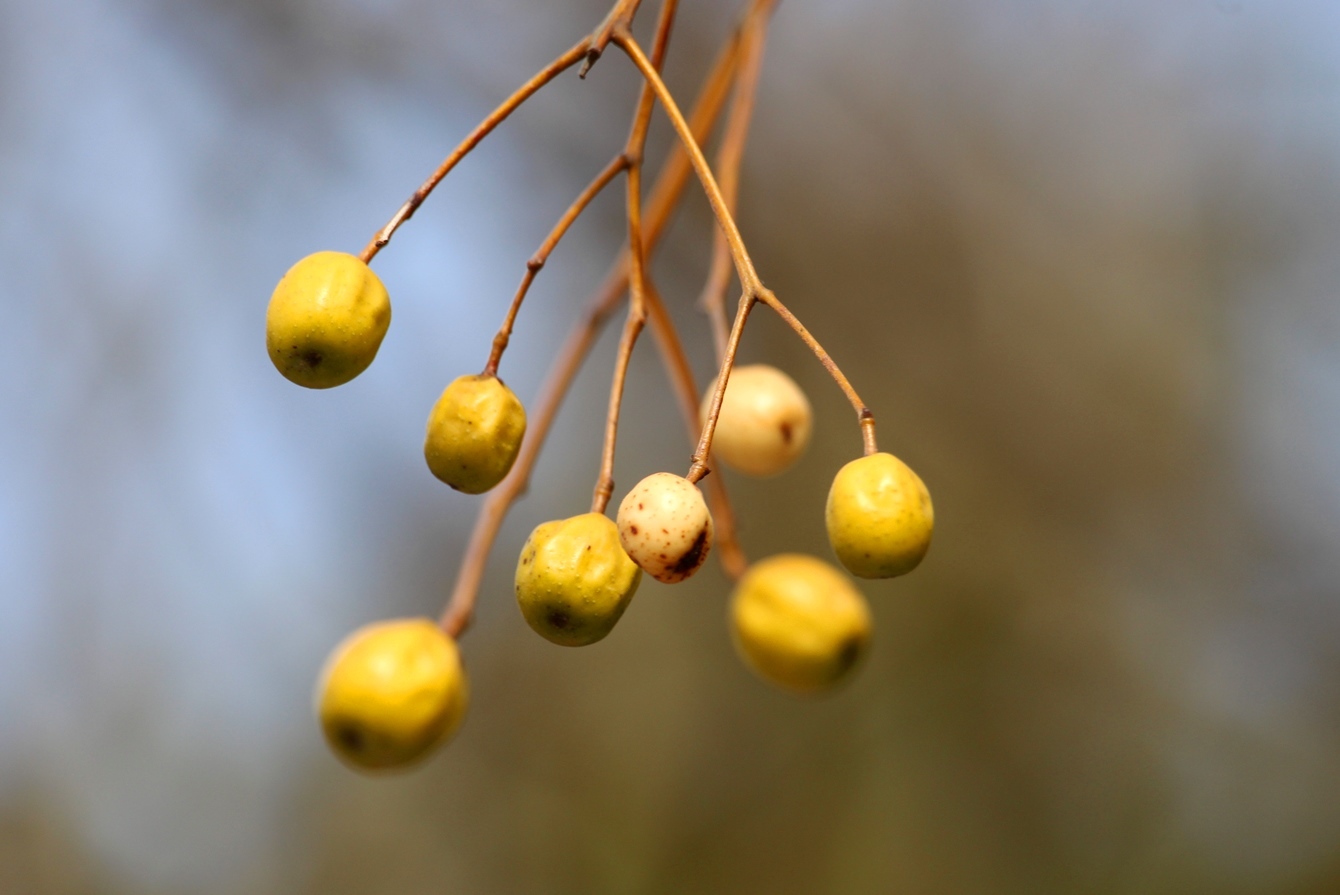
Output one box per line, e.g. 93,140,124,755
755,291,879,454
360,41,590,263
581,0,646,78
699,3,775,362
615,26,878,475
590,0,677,514
612,30,763,296
484,154,629,377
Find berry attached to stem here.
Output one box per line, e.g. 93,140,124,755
616,472,714,583
424,374,527,494
315,618,469,772
825,452,933,579
699,364,812,477
731,554,871,693
515,513,642,646
266,251,391,389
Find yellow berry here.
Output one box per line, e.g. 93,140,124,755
730,554,871,693
616,473,713,583
315,618,468,772
424,374,527,494
515,513,642,646
825,452,933,579
700,364,812,477
266,251,391,389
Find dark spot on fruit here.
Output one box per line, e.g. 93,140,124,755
836,636,863,674
335,722,365,753
630,525,639,535
780,421,793,444
671,528,709,576
547,610,570,630
638,503,644,510
300,348,324,368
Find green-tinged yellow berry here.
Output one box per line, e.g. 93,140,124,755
616,472,713,583
315,618,468,772
700,364,812,477
515,513,642,646
730,554,871,693
266,251,391,389
424,374,527,493
826,452,933,579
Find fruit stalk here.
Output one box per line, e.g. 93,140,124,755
590,0,678,515
698,0,777,362
484,153,630,377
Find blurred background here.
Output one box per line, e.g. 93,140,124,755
3,0,1340,892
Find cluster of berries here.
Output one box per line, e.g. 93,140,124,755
266,251,933,772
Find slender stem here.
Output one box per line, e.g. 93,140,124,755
756,288,878,453
591,293,646,515
590,0,676,514
619,7,876,470
484,154,629,377
440,1,742,637
581,0,646,78
612,30,764,296
687,291,756,484
359,41,590,264
699,5,774,362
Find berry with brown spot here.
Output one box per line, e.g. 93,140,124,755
616,472,714,583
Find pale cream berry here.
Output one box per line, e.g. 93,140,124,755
616,472,714,584
731,554,872,693
826,452,933,579
699,364,812,477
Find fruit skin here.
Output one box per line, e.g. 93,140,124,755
515,513,642,646
424,374,527,494
700,364,812,477
315,618,468,772
266,251,391,389
616,472,714,584
825,452,933,579
731,554,872,693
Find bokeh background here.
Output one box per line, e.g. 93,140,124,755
3,0,1340,892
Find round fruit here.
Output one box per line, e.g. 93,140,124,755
424,374,527,494
315,618,468,772
730,554,872,693
825,452,933,579
266,251,391,389
700,364,812,477
616,472,714,583
515,513,642,646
